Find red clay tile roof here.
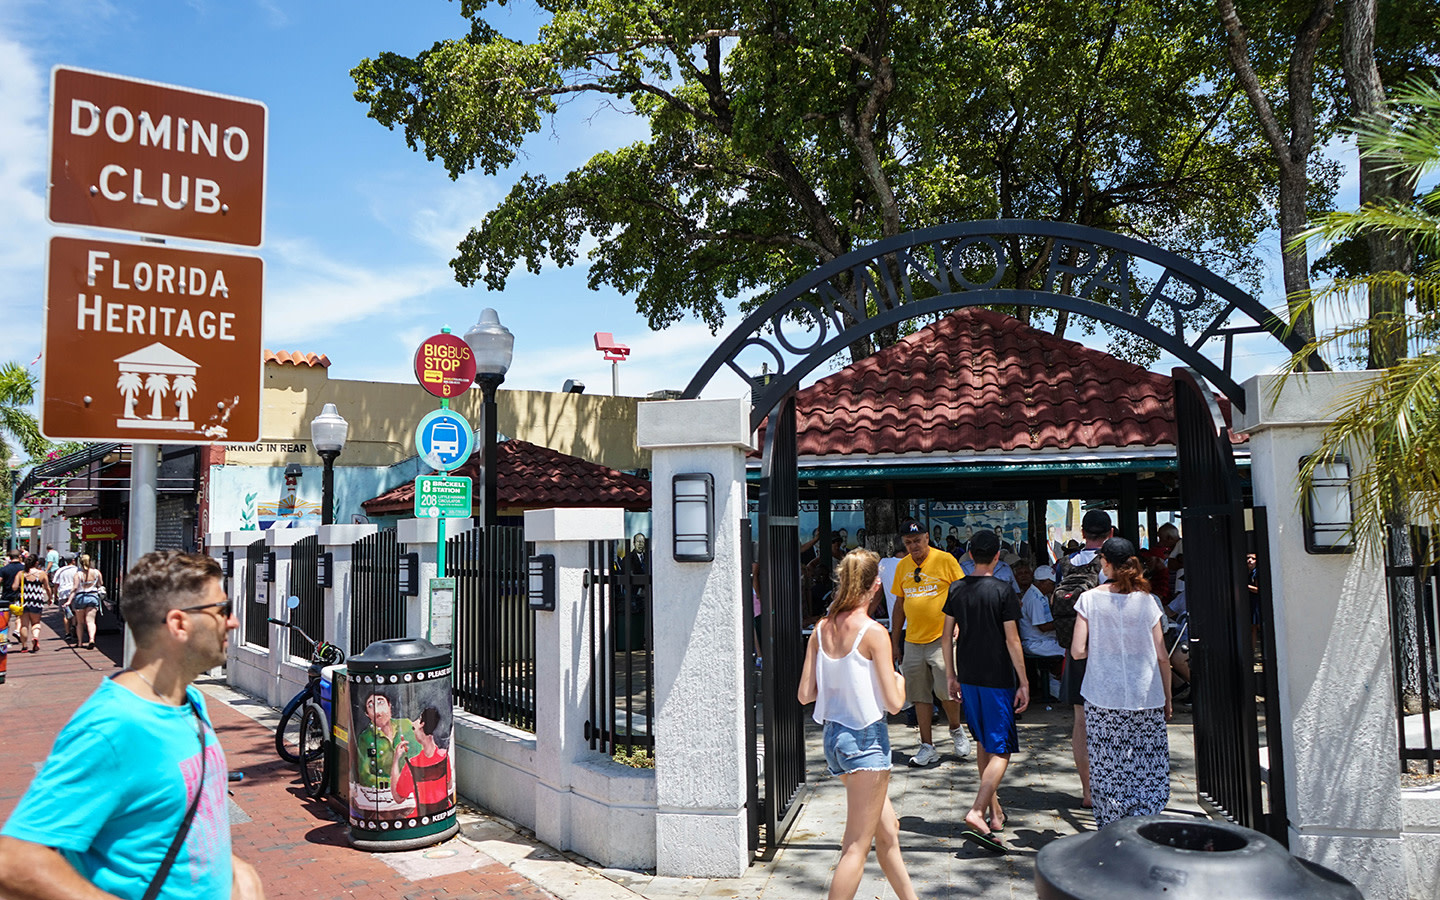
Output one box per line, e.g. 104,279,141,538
789,307,1233,456
264,350,331,368
361,438,651,515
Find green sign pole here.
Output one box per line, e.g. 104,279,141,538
435,392,450,641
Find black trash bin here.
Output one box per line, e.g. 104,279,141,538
1035,816,1361,899
346,638,458,851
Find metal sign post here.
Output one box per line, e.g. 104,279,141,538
413,330,476,644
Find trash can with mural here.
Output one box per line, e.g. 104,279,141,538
346,637,458,851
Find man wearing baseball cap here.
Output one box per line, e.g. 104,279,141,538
890,519,969,766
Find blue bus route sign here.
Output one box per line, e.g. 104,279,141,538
414,408,474,472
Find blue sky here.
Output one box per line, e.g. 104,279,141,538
0,0,1359,409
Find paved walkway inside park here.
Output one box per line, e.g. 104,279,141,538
1,608,1205,899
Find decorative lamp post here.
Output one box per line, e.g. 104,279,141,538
310,403,349,526
463,308,514,527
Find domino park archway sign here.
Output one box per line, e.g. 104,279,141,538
681,219,1323,855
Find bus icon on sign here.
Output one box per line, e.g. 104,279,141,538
431,421,461,457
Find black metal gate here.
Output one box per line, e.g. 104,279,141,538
351,527,403,656
288,534,324,659
244,537,269,648
447,526,534,730
1174,367,1287,843
584,538,654,755
753,392,807,856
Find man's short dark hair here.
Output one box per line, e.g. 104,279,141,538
121,551,223,639
1081,509,1113,540
969,529,1001,564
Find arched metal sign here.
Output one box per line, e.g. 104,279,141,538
681,220,1321,428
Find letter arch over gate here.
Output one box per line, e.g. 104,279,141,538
688,220,1314,855
682,219,1322,421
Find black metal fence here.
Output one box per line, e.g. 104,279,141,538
351,528,403,656
1386,526,1440,774
288,535,324,659
447,526,535,731
244,537,269,648
585,539,654,756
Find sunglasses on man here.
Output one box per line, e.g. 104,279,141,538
179,600,234,618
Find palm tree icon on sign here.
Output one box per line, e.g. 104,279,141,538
113,342,200,431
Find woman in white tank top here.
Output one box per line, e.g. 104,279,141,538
798,549,918,900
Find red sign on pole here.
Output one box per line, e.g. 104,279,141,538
413,333,476,399
41,236,264,443
80,518,125,541
48,66,268,246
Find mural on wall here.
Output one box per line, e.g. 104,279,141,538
209,458,426,535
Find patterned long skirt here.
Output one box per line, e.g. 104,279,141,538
1084,702,1169,828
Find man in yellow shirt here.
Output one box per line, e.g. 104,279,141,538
891,520,970,766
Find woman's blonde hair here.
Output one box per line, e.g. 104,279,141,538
828,548,880,616
77,554,92,572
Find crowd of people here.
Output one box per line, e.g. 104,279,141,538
0,545,107,664
799,510,1191,898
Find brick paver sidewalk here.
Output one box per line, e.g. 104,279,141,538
0,609,554,900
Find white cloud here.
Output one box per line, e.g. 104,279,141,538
260,237,453,343
0,33,49,338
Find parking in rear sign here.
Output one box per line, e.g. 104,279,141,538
414,409,474,472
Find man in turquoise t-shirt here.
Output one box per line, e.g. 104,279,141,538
0,551,264,900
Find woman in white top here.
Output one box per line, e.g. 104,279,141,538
1070,536,1173,828
798,549,917,900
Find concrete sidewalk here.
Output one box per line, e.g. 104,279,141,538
1,608,1205,900
599,702,1203,899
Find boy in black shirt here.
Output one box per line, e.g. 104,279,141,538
943,529,1028,851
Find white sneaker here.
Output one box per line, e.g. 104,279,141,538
909,743,939,767
950,726,973,759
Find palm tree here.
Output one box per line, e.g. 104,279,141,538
171,374,196,421
0,362,50,550
1286,75,1440,561
116,371,143,418
144,373,170,420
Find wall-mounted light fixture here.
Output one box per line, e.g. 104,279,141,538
673,473,715,562
1301,455,1353,554
528,554,556,610
221,550,234,579
316,551,333,588
398,552,421,596
261,550,276,583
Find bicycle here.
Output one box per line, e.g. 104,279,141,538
270,597,345,799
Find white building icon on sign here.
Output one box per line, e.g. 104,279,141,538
114,342,200,431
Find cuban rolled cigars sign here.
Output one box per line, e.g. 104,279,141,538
41,236,263,443
48,67,267,246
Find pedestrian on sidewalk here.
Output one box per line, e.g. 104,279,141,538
1069,537,1173,828
799,549,919,900
943,529,1028,852
71,554,103,651
13,556,52,654
1,551,22,650
0,550,266,900
53,556,79,646
890,520,970,766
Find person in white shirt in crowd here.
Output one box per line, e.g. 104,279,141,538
1070,537,1173,828
1015,562,1064,698
798,550,919,900
877,543,905,627
52,556,79,646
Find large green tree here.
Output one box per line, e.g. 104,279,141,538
354,0,1275,358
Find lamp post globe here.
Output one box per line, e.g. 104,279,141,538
463,308,512,527
310,403,349,526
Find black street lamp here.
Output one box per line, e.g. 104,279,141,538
463,308,514,527
309,403,349,526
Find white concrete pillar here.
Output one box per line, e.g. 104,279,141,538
525,506,627,853
637,398,754,877
318,523,377,655
396,516,475,641
1238,372,1404,899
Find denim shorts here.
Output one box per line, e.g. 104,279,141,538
822,719,892,776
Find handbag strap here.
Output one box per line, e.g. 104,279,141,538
142,700,208,900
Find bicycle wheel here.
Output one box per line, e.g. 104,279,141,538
275,692,307,764
299,701,331,799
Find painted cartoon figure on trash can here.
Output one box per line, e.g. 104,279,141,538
389,706,454,818
354,689,418,791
